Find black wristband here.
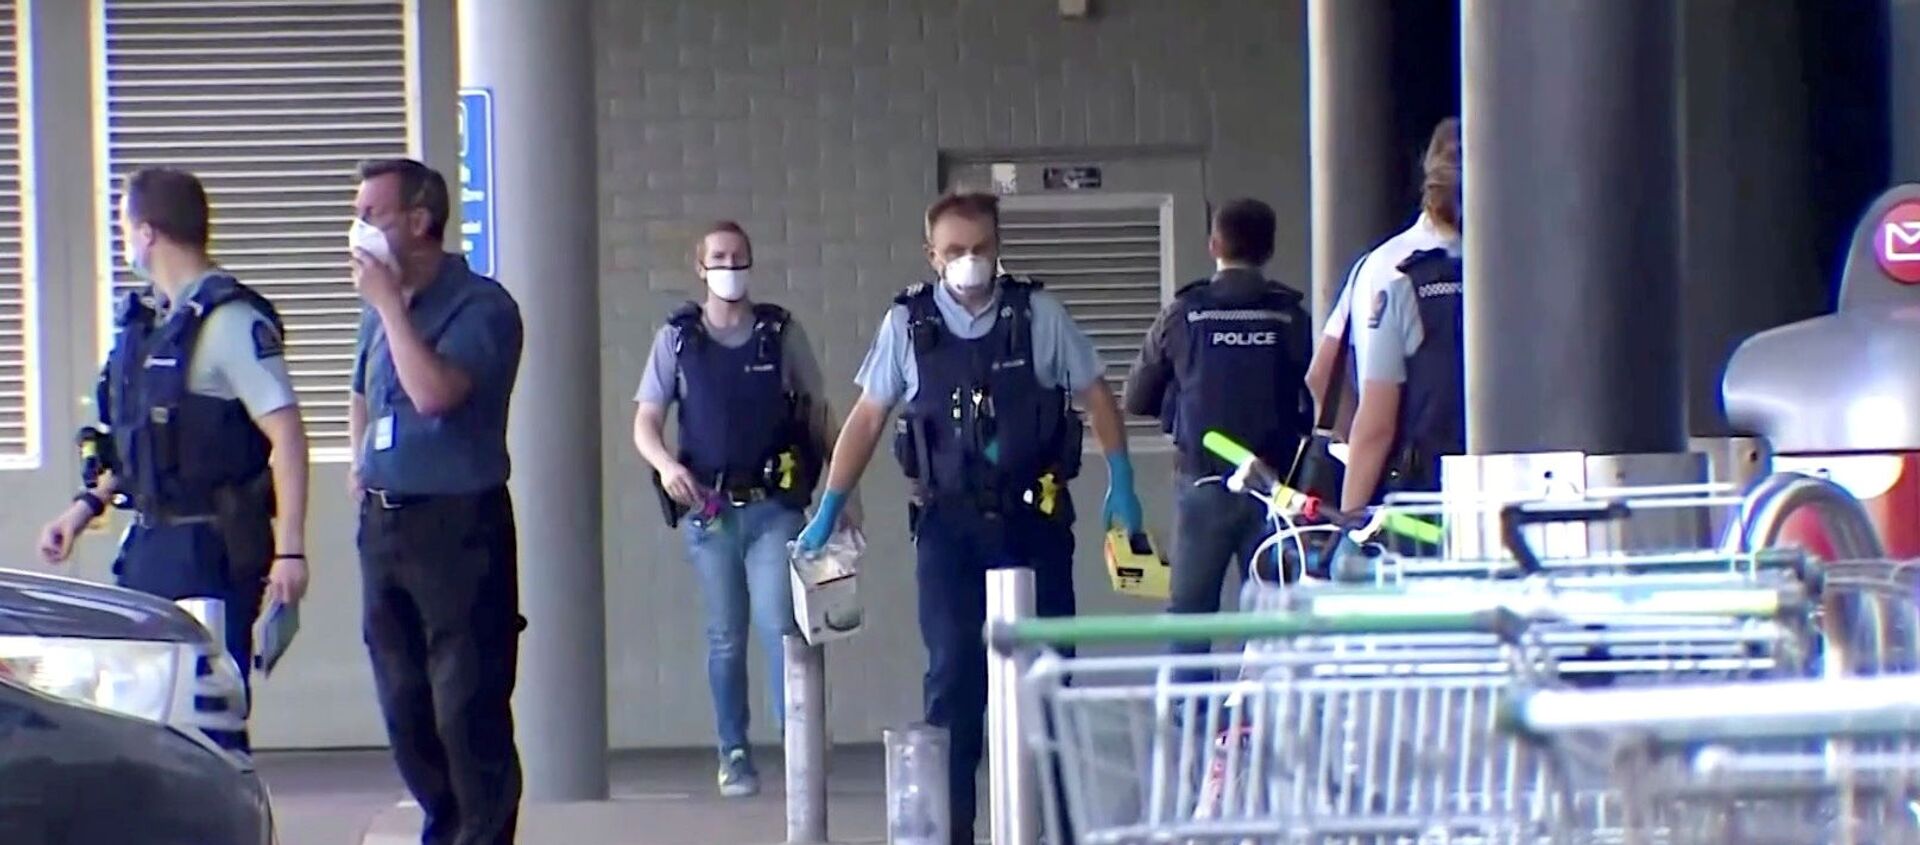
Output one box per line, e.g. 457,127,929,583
273,554,306,561
72,491,104,518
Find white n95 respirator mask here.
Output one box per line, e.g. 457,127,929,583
943,255,995,293
706,267,750,302
348,219,399,271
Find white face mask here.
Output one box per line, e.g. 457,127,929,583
942,254,995,293
706,267,749,302
349,218,399,271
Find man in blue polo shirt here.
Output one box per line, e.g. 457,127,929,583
348,158,525,845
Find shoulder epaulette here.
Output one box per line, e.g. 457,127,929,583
750,302,790,331
893,282,934,306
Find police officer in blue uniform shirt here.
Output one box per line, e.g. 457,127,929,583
632,221,835,798
1344,120,1465,510
347,158,526,845
796,191,1144,845
37,167,312,729
1123,198,1311,666
1306,118,1465,442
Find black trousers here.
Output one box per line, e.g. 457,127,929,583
914,501,1077,845
359,486,523,845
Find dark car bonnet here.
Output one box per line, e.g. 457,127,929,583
0,568,208,642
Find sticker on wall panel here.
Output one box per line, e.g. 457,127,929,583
990,162,1018,194
1043,165,1102,191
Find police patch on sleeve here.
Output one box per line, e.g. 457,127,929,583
251,320,285,360
1366,289,1388,329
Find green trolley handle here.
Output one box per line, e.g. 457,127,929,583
986,606,1532,652
1201,430,1443,545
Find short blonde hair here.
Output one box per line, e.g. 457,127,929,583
693,220,750,264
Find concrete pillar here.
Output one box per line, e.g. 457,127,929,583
1461,0,1684,456
1675,1,1822,436
407,0,462,236
456,0,609,801
1307,0,1399,332
28,0,98,483
1894,0,1920,182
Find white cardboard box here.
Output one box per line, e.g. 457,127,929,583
791,554,863,643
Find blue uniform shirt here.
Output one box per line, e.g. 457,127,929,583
351,255,524,495
852,279,1104,409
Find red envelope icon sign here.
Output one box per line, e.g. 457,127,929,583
1877,201,1920,284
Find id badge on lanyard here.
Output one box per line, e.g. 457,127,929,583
374,331,397,452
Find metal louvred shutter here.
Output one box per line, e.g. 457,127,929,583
0,1,27,466
998,201,1172,442
97,0,410,459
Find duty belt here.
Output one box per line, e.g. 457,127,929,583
134,511,219,528
706,470,777,507
368,489,432,510
912,471,1065,518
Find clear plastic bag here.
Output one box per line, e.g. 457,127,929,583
791,527,864,586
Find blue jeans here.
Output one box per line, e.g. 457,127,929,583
682,498,804,752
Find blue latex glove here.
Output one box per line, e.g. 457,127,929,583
1101,453,1144,534
797,490,846,554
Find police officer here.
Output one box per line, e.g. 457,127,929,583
1343,118,1464,510
1123,198,1311,665
1306,117,1467,440
36,167,312,716
632,220,835,798
347,158,525,845
796,191,1144,845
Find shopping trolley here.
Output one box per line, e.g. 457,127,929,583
1202,430,1919,681
1504,670,1920,845
1197,431,1822,591
989,578,1808,845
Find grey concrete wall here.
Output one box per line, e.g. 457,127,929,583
594,0,1307,748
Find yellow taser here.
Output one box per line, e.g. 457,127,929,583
1104,527,1169,600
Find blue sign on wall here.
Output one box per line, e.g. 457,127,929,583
457,88,497,277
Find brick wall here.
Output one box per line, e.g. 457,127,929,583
594,0,1305,748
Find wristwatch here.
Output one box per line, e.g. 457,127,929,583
72,491,105,519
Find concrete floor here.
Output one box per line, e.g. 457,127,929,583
258,750,408,845
260,745,912,845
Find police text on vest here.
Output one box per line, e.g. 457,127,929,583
1210,331,1278,346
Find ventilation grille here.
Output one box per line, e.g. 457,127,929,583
999,203,1169,440
98,0,410,457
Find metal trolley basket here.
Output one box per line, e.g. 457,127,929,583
989,443,1920,844
1506,662,1920,844
991,576,1809,845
